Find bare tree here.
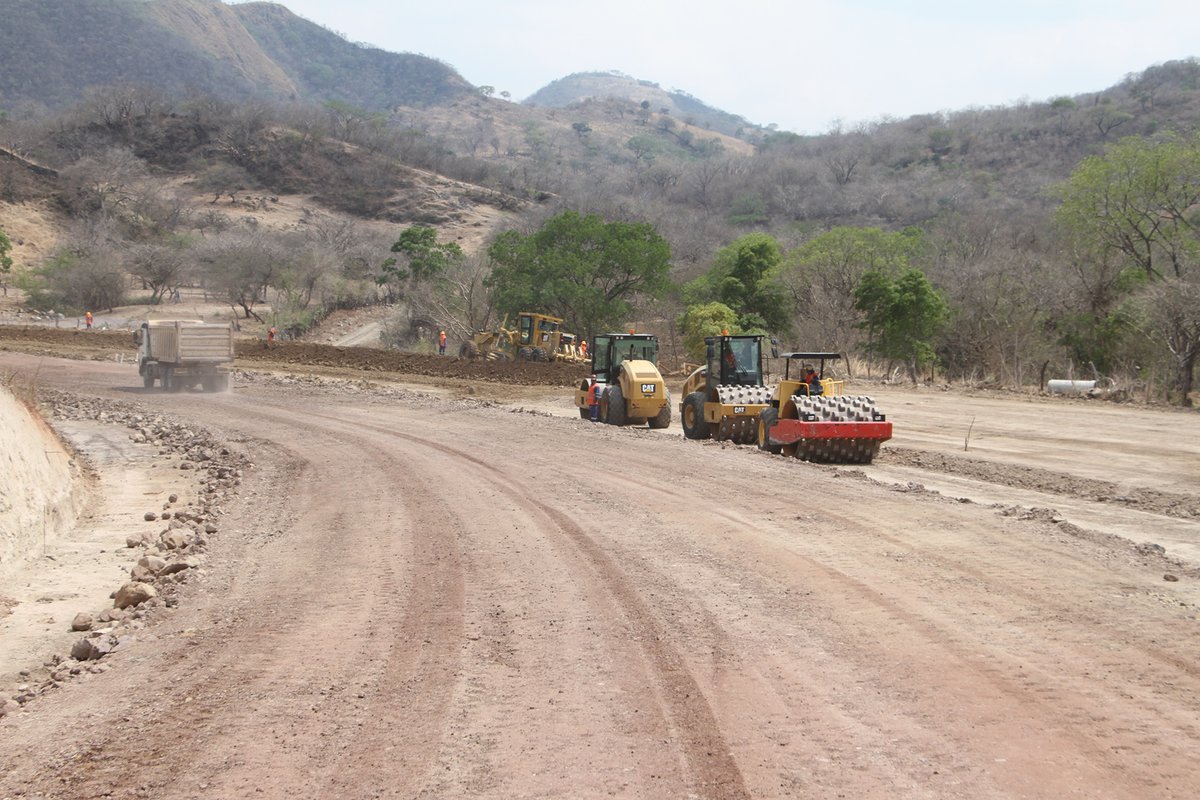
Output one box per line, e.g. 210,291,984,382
59,147,148,218
1142,278,1200,405
126,243,186,303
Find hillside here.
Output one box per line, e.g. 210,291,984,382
0,8,1198,400
524,71,756,139
0,0,470,112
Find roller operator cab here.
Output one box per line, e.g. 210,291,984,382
679,335,773,443
755,352,893,464
574,333,671,428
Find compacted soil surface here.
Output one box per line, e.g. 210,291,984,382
0,338,1198,800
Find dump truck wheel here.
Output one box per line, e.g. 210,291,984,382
579,407,590,419
143,373,154,389
757,408,782,454
606,383,627,426
682,392,711,439
161,367,174,392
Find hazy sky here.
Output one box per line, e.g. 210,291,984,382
229,0,1199,134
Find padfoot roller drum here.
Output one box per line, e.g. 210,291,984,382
714,385,773,443
763,395,892,464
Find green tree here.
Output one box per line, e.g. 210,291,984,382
1056,132,1200,281
782,226,926,355
1055,131,1200,399
378,226,464,301
0,228,12,296
854,268,948,382
726,193,769,227
486,211,672,341
677,302,738,362
21,249,126,313
686,233,790,334
625,135,658,166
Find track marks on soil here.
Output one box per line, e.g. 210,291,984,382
302,406,751,800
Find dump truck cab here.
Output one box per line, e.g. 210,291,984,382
679,335,773,443
574,333,671,428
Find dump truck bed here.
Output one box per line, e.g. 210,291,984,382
145,321,234,365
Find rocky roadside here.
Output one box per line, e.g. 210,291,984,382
0,390,249,720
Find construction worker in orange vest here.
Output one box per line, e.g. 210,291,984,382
85,311,93,329
438,330,447,355
579,339,588,359
588,375,602,421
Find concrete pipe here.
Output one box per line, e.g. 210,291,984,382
1047,379,1096,394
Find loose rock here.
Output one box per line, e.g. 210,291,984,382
113,582,157,609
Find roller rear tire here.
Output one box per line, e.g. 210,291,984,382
682,392,711,440
605,382,627,426
757,407,782,454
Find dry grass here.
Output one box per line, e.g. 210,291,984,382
0,200,66,272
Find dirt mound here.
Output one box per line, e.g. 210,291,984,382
237,341,588,387
881,445,1200,520
0,325,588,387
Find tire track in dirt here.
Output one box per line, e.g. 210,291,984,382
295,405,751,800
557,441,1200,796
0,405,469,800
178,404,469,799
880,446,1200,519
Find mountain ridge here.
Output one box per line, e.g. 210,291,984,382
0,0,471,112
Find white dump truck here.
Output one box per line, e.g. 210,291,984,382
136,320,233,392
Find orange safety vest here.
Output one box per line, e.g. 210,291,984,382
588,382,601,405
439,331,446,345
580,341,587,356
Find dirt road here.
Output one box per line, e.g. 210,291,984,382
1,352,1198,799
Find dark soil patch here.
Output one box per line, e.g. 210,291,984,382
0,325,588,388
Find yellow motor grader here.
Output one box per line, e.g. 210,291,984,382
459,312,568,361
574,333,671,428
755,352,892,464
679,334,774,443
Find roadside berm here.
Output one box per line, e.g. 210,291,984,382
0,387,248,716
0,384,80,569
